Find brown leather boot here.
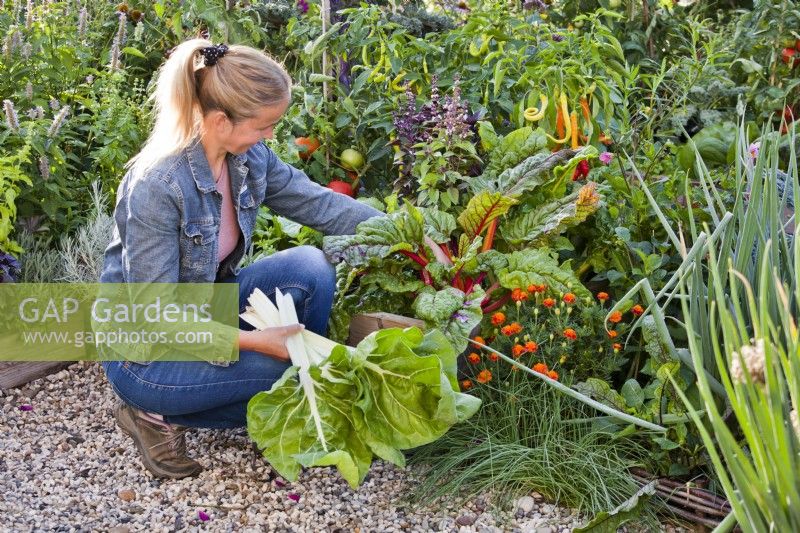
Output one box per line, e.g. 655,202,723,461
113,401,203,479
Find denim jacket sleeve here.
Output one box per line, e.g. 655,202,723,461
116,174,239,366
259,145,383,235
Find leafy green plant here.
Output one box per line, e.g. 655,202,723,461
322,136,600,349
242,287,480,489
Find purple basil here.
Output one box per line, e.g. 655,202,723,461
0,250,20,283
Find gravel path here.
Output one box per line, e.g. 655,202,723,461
0,361,588,532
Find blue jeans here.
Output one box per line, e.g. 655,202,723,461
101,246,336,429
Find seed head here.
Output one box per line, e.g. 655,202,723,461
77,8,88,40
3,99,20,132
38,155,50,180
47,105,70,138
116,12,127,45
729,338,766,385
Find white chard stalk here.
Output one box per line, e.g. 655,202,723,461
240,288,341,452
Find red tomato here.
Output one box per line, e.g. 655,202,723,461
294,137,320,161
327,180,354,197
782,47,797,67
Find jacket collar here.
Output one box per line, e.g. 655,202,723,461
186,137,248,194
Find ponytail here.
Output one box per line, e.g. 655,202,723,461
126,38,292,175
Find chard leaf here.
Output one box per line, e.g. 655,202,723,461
487,148,579,197
420,207,457,243
498,249,589,297
457,191,518,241
502,182,602,245
246,365,372,488
340,328,481,461
412,286,485,353
573,378,629,412
323,203,424,268
481,126,548,180
361,270,426,293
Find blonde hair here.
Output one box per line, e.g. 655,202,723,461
127,38,292,174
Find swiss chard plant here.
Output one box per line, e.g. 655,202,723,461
323,126,602,351
242,287,480,488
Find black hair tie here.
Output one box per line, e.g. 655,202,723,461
199,44,229,67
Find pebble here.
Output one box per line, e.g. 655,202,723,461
0,361,677,532
516,495,536,514
456,513,477,526
117,489,136,502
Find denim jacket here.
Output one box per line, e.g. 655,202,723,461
99,137,382,365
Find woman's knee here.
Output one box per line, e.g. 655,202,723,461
292,246,335,289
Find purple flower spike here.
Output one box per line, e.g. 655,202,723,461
288,493,301,502
198,510,211,521
297,0,309,14
18,404,33,411
599,152,614,165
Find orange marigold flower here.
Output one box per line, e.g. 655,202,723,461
525,341,538,353
608,311,623,323
501,322,523,336
467,352,481,364
613,343,622,351
597,292,609,302
532,362,549,375
631,304,644,316
460,379,473,390
488,353,499,362
542,298,556,308
547,370,559,381
476,369,493,383
563,328,577,340
471,336,486,348
491,312,506,326
563,293,576,304
512,344,526,358
527,284,536,294
511,288,529,302
608,330,618,339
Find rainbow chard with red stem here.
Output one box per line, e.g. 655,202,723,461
324,128,602,351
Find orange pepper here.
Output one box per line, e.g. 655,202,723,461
570,111,579,149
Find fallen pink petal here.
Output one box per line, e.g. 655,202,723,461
198,510,210,521
288,493,301,502
274,478,286,488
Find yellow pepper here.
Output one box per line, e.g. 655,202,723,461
523,94,548,122
546,92,571,145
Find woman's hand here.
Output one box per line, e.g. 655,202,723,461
238,324,305,361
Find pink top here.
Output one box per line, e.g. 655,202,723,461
216,161,241,262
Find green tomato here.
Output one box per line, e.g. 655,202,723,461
608,205,619,219
608,0,622,7
340,148,365,170
573,19,584,28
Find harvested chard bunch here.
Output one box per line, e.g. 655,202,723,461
241,288,481,488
